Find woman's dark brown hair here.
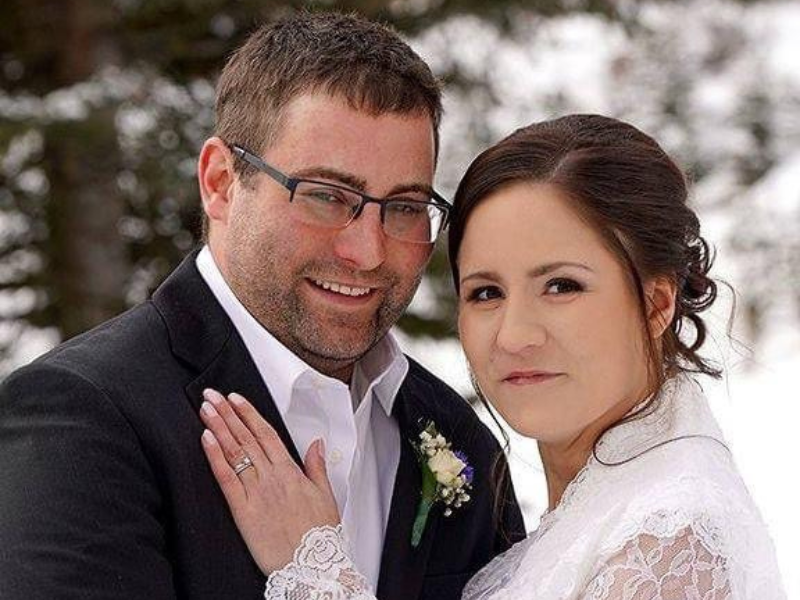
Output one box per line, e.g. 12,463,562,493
448,114,721,525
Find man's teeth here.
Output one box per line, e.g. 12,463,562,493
313,279,372,297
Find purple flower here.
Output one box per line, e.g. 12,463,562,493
454,451,474,485
462,465,475,485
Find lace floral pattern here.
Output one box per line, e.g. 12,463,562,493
265,377,785,600
462,376,786,600
265,525,374,600
459,534,534,600
580,525,731,600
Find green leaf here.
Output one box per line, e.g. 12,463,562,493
420,459,438,503
411,497,433,548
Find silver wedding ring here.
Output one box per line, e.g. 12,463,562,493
233,455,254,476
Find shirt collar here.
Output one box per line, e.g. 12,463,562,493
352,331,408,417
196,246,407,417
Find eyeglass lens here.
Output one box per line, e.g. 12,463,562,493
292,181,444,243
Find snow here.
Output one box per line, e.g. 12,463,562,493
404,3,800,593
2,0,798,593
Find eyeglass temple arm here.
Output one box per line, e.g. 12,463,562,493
229,144,292,188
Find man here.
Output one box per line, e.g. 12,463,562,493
0,12,524,600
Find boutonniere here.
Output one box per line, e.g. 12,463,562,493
411,421,474,548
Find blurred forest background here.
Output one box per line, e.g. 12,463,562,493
2,0,798,371
2,0,798,592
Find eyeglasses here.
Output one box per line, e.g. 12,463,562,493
229,143,451,244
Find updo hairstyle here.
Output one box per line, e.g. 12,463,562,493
448,114,721,392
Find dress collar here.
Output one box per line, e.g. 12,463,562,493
593,375,727,466
536,375,728,537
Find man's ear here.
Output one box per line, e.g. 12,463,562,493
644,276,678,339
198,137,236,228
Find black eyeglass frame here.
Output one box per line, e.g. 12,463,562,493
228,143,451,242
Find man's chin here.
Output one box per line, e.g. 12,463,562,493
289,303,399,369
295,328,381,365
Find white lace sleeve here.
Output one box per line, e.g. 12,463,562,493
579,525,731,600
264,525,376,600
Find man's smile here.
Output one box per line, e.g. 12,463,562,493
311,278,374,297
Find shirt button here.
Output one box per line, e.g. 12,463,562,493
329,449,343,465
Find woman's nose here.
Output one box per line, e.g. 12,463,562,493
495,299,547,354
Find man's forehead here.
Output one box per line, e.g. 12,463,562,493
261,91,437,192
268,91,435,148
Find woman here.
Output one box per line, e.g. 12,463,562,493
199,115,786,599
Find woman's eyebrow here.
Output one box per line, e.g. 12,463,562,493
461,261,594,286
460,270,500,285
527,261,594,277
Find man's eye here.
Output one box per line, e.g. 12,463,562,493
387,200,426,216
544,278,584,295
305,188,347,204
466,286,503,302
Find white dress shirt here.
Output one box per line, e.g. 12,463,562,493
196,246,406,590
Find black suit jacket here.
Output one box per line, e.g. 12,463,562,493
0,252,525,600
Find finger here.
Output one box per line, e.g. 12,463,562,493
304,439,336,501
200,398,262,485
202,389,267,469
201,429,248,507
229,392,295,467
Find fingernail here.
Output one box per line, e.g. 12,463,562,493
201,401,217,416
228,392,246,406
202,429,216,445
317,438,326,459
203,388,224,405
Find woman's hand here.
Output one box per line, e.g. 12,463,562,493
199,388,340,575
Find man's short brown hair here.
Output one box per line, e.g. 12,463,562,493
215,11,443,167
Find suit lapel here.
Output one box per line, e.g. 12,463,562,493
184,337,303,466
153,249,302,466
154,254,440,596
377,379,441,600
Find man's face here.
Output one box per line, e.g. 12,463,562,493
213,92,436,379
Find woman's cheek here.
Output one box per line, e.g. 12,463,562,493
459,316,493,386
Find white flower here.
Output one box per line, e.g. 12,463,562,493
427,450,466,486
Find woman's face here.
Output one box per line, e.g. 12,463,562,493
457,182,656,446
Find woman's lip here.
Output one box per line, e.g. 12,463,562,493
502,372,564,385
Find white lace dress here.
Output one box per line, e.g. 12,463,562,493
264,376,786,600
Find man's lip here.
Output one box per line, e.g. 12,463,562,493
307,276,383,289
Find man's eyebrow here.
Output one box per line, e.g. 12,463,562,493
291,167,435,197
292,167,368,192
387,182,437,197
460,261,594,285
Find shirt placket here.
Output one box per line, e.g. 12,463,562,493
309,375,357,514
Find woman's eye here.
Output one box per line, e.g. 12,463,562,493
466,286,502,302
544,277,584,295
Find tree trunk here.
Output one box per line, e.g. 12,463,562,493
36,0,129,339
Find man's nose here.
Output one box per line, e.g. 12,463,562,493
495,297,547,354
331,203,387,271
